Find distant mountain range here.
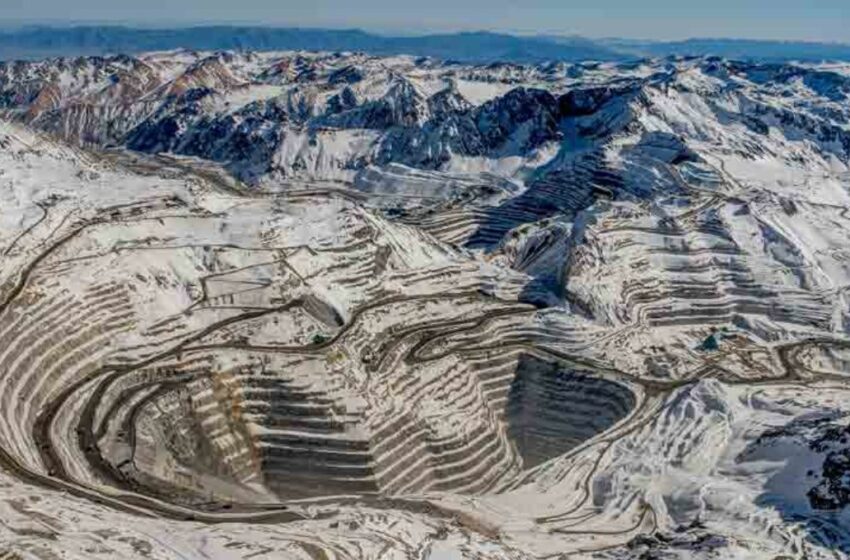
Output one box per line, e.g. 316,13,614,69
1,25,850,63
602,37,850,62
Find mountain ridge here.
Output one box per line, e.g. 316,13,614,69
2,25,850,63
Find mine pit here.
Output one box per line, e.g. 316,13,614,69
504,354,636,468
107,354,638,502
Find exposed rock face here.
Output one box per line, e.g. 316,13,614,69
808,421,850,510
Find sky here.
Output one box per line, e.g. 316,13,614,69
2,0,849,43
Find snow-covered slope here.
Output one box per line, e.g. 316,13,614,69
0,52,849,559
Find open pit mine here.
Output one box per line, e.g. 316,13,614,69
0,50,849,559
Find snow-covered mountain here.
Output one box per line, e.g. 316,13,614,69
0,51,849,559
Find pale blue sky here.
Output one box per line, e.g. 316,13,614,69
3,0,849,42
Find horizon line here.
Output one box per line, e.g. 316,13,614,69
0,21,849,47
